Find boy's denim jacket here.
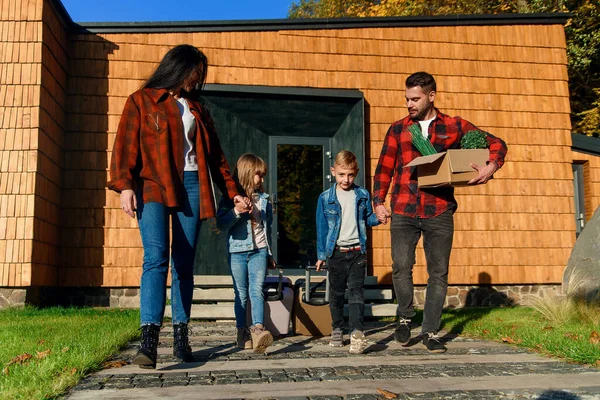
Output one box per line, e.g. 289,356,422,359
316,183,380,261
216,192,273,255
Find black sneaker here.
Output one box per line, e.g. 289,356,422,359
422,332,447,353
394,318,411,345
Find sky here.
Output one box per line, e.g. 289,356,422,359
59,0,293,23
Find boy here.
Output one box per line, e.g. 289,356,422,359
316,150,380,354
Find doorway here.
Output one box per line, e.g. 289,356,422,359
193,84,364,275
269,137,331,268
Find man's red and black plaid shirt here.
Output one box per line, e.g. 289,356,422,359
373,109,508,218
107,88,239,220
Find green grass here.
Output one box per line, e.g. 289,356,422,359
0,306,140,400
439,306,600,366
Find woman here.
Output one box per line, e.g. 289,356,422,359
108,44,247,369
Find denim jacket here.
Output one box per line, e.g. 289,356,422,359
316,183,380,260
216,192,273,255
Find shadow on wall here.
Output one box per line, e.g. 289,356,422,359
53,35,119,305
442,272,515,338
466,272,515,307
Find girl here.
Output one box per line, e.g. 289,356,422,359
217,154,275,353
108,45,247,369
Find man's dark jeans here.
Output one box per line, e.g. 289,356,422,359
328,249,367,332
390,210,454,334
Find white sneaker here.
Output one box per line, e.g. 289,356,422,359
349,330,368,354
329,328,344,347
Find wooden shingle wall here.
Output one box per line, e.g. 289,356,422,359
33,0,67,285
0,0,68,288
58,24,574,287
61,34,120,286
0,0,43,287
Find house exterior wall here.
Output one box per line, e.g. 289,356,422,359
0,0,66,288
0,1,581,292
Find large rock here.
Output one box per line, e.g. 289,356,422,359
563,206,600,301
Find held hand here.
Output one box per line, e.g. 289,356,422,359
120,189,137,218
468,161,498,185
375,204,390,225
315,260,325,271
233,195,252,214
267,258,277,270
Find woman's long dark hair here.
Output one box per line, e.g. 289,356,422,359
143,44,208,98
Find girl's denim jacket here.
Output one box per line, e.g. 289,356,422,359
216,192,273,255
316,183,380,261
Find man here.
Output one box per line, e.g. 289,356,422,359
372,72,507,353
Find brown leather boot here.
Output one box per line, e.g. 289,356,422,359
236,327,252,350
249,324,273,354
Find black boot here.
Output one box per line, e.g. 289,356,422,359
132,324,160,369
173,323,193,362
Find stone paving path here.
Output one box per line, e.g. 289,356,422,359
66,322,600,399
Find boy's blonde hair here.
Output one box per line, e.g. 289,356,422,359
233,153,267,196
334,150,358,172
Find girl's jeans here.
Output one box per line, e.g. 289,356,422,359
137,172,201,326
229,247,268,328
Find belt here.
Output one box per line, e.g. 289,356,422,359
336,245,361,252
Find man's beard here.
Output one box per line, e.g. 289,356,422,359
409,102,433,121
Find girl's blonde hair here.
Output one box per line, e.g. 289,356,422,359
233,153,267,196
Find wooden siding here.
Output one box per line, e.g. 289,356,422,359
59,23,573,287
0,0,68,287
0,1,581,288
0,0,43,286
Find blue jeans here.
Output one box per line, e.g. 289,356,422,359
229,247,268,328
137,172,201,326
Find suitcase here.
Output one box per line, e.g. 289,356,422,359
247,270,294,336
293,266,333,337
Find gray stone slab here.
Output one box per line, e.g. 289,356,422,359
97,353,557,375
65,373,600,399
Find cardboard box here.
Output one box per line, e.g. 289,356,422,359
405,149,490,188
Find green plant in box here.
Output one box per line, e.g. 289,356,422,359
407,124,437,156
461,130,489,149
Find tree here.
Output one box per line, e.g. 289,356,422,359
288,0,600,136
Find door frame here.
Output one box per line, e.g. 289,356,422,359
268,136,332,266
572,163,586,236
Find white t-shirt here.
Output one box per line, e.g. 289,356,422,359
250,196,267,249
419,116,435,139
176,97,198,171
336,186,359,246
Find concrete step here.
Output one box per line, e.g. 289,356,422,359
167,287,393,302
164,303,397,319
188,275,380,286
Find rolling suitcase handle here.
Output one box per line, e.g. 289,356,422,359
265,269,285,302
303,265,329,306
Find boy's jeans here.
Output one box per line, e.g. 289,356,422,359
229,247,268,328
328,249,366,332
390,210,454,334
136,172,201,326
